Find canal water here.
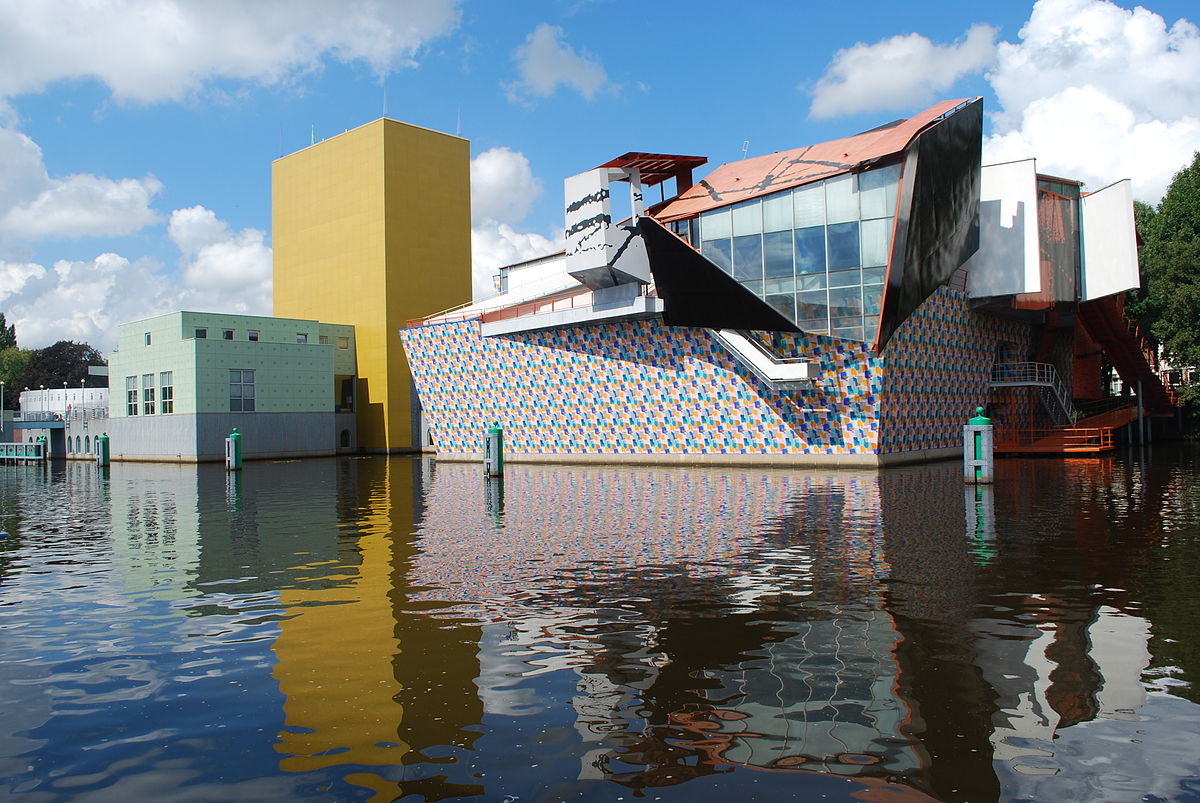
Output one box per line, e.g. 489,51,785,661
1,450,1199,802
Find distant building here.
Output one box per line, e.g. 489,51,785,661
272,118,471,454
104,311,356,462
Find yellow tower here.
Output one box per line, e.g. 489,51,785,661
272,118,471,452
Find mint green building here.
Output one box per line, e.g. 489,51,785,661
106,311,356,462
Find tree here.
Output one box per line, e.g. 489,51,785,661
0,313,15,351
20,341,108,392
0,347,32,409
1129,152,1200,408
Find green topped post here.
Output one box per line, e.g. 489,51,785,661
963,406,994,483
96,432,110,467
483,422,504,476
226,427,243,471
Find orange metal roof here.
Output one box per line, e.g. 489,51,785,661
654,98,976,221
596,152,708,187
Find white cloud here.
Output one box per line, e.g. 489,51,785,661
469,146,559,302
168,205,272,298
0,126,162,246
506,23,608,102
986,85,1200,201
471,147,542,224
0,0,462,103
984,0,1200,203
0,207,272,351
809,24,997,119
471,222,560,302
2,174,162,240
0,254,179,351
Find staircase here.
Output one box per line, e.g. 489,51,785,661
1077,296,1175,413
990,362,1074,425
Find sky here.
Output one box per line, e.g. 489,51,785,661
0,0,1198,352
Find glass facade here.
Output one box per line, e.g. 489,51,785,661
698,164,900,341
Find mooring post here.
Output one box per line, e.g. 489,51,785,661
963,406,994,484
225,427,242,471
483,422,504,477
96,432,110,467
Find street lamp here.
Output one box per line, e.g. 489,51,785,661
63,381,68,418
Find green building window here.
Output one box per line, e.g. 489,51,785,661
230,369,255,412
125,375,138,416
142,373,155,415
160,371,174,414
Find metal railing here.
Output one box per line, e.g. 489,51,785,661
13,410,60,422
480,289,595,324
995,427,1114,452
990,362,1073,423
1,442,46,461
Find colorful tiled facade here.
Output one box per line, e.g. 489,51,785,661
400,286,1034,463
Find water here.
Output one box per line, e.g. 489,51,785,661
1,450,1199,802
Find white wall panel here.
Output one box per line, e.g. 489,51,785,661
1081,179,1140,301
967,160,1040,298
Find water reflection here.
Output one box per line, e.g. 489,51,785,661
0,450,1198,801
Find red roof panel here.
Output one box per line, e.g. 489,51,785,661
654,98,976,221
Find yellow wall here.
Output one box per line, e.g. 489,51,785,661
273,119,471,451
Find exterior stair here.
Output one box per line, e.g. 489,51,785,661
1077,296,1175,413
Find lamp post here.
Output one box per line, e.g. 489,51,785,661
63,381,68,418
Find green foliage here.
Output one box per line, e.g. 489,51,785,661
21,341,108,391
1131,152,1200,409
0,347,33,409
0,313,15,351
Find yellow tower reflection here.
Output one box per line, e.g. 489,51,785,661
270,458,482,800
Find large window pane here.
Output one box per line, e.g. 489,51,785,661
863,285,883,316
859,164,900,219
827,221,860,269
732,234,763,281
762,194,792,232
794,226,826,274
741,279,765,297
825,174,858,223
829,285,864,327
702,238,733,273
731,202,761,236
797,289,829,329
832,325,864,341
828,267,861,288
862,266,886,285
763,230,793,278
797,272,828,291
766,294,795,319
860,217,892,267
793,184,825,228
700,209,731,240
764,276,795,296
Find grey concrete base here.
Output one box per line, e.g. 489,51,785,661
106,412,338,462
433,446,961,469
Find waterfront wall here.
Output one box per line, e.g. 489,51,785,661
402,317,883,461
104,412,338,462
401,288,1034,465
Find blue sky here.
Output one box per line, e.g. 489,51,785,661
0,0,1198,351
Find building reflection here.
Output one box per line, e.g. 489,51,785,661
412,456,1194,802
99,457,484,801
260,457,482,801
81,448,1200,801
